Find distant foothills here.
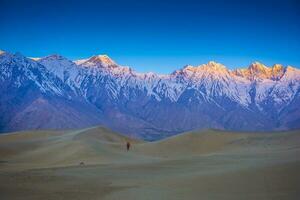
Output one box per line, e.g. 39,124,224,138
0,50,300,140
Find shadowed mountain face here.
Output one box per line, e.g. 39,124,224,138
1,51,300,140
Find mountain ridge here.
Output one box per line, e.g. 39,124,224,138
1,50,300,140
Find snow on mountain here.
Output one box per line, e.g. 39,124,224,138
0,52,69,96
169,61,252,105
0,52,103,133
0,50,6,55
78,55,117,68
37,54,82,90
74,58,88,65
1,51,300,140
29,57,41,61
233,62,286,81
272,66,300,105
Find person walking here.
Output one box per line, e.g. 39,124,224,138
126,141,131,151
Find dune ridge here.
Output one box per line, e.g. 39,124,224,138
0,127,299,200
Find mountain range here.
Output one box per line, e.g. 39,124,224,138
1,50,300,140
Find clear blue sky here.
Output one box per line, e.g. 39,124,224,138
1,0,300,73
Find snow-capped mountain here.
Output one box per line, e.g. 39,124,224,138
1,50,300,140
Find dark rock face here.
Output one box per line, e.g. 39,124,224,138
1,51,300,140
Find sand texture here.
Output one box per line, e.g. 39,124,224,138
0,127,299,200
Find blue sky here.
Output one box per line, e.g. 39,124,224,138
1,0,300,73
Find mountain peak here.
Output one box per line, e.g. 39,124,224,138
182,65,194,70
272,64,284,73
193,61,227,72
77,54,118,69
172,61,228,78
41,54,67,60
87,55,116,65
207,61,221,66
0,50,6,55
233,62,288,81
182,61,227,72
205,61,227,70
272,64,283,69
248,62,268,72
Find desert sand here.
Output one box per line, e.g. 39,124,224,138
0,127,299,200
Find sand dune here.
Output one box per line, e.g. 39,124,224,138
0,127,143,170
0,127,300,199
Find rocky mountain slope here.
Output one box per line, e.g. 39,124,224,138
1,50,300,140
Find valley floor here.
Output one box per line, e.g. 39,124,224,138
0,128,299,200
